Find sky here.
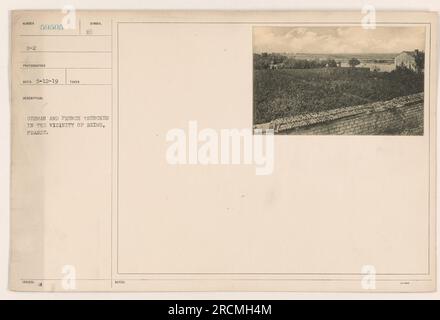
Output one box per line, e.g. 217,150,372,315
253,26,426,54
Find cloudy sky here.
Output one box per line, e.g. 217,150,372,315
253,26,426,54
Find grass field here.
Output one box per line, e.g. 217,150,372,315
253,67,424,124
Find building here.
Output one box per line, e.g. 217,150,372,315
269,61,284,69
394,50,419,71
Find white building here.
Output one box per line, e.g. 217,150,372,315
394,50,419,71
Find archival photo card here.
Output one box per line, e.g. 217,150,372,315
9,11,437,292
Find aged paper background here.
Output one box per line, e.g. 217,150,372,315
8,10,437,292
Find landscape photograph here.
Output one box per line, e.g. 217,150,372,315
253,26,426,135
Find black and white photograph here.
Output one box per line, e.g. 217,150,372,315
253,26,426,135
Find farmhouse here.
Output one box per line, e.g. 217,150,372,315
394,50,419,71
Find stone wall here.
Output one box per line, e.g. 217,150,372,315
254,93,424,135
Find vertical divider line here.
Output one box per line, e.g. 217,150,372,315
116,22,119,277
110,18,114,289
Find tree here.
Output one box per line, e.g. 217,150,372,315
414,50,425,73
348,58,361,68
326,59,337,67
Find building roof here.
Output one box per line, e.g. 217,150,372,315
400,51,417,57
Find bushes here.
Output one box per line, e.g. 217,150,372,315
254,53,338,70
253,68,424,124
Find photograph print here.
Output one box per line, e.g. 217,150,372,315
253,26,426,135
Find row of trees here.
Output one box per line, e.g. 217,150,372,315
254,53,361,70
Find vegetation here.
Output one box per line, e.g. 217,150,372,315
254,53,339,70
254,67,424,124
414,50,425,73
348,58,361,67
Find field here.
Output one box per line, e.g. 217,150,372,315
253,67,424,124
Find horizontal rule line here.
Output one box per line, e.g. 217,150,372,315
20,83,111,86
21,51,111,53
20,278,434,282
20,67,112,69
115,272,430,275
116,21,430,25
19,34,111,37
